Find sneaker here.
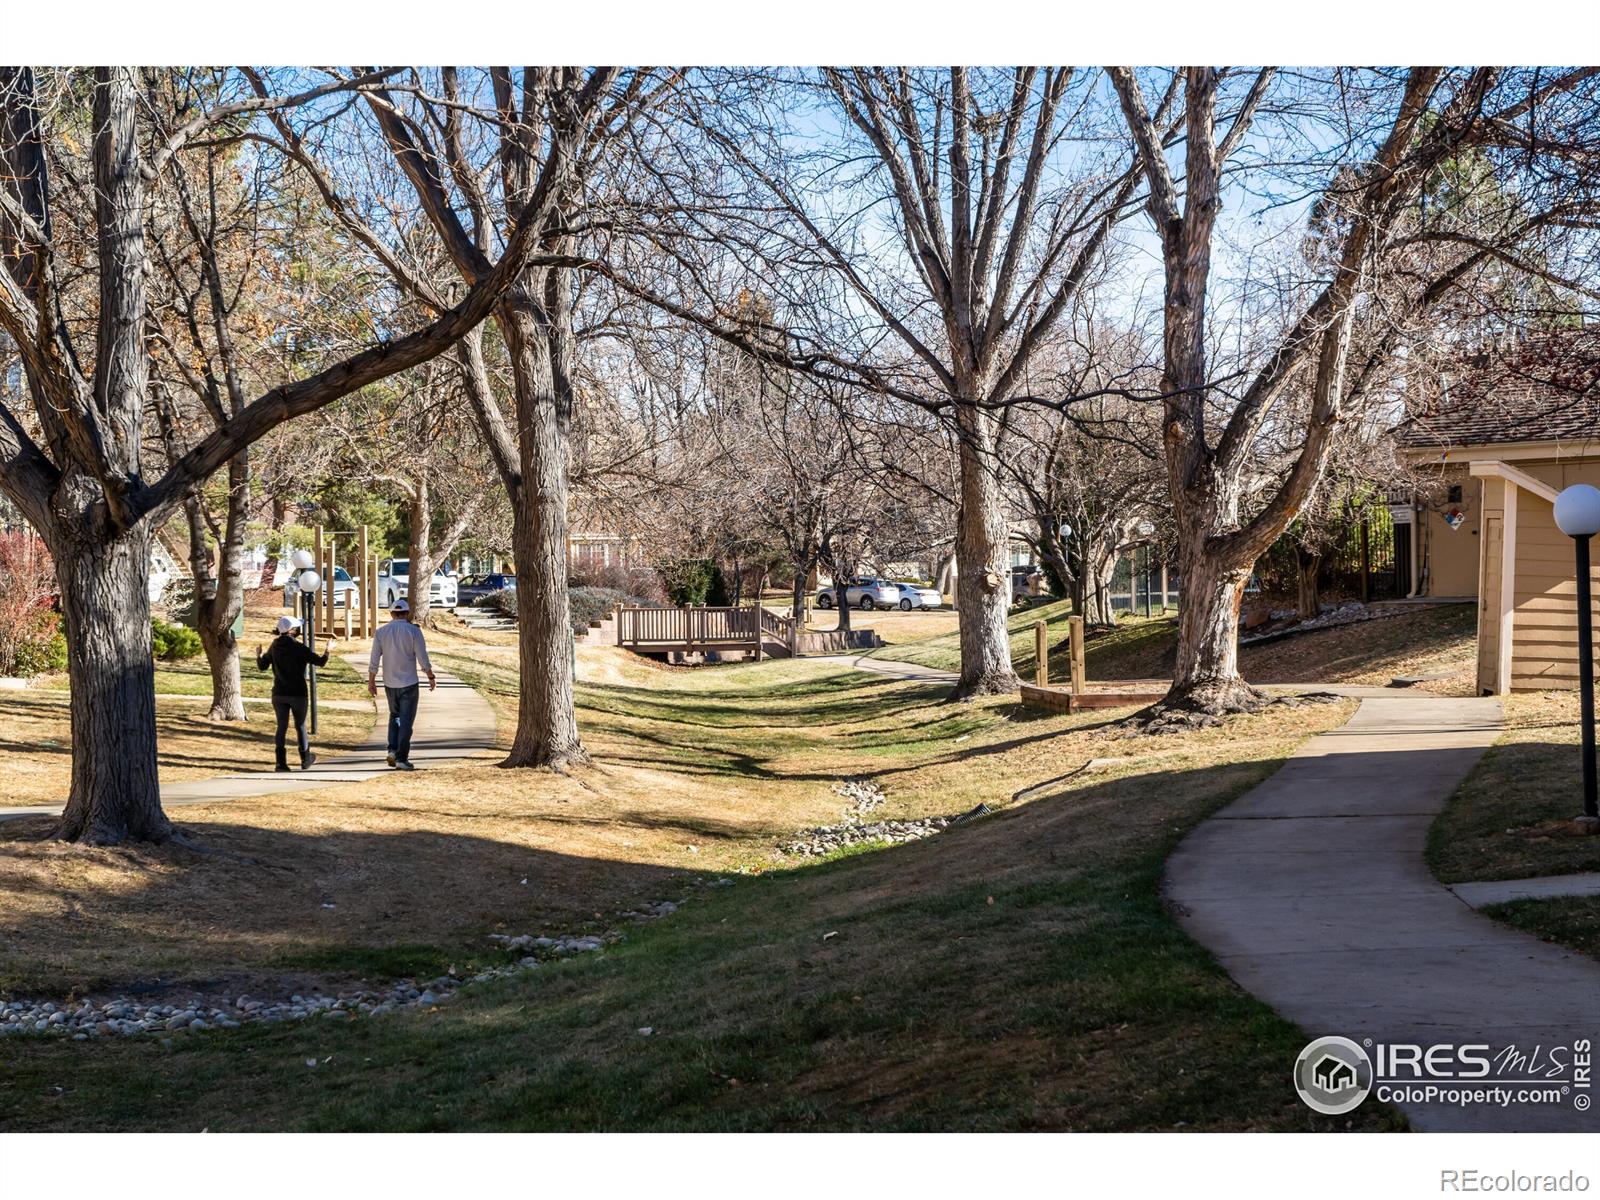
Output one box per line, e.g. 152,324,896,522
395,760,416,772
301,753,318,771
274,765,290,773
387,752,396,767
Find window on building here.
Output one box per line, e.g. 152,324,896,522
1447,485,1463,504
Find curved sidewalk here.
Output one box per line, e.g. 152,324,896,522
1166,695,1600,1132
0,660,498,823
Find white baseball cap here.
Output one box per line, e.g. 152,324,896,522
276,616,302,634
391,597,410,613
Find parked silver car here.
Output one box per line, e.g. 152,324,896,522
815,577,902,610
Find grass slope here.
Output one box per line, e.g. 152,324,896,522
1428,692,1600,883
0,649,1384,1131
867,600,1477,691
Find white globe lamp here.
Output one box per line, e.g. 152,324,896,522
1554,484,1600,538
290,548,316,571
297,568,321,594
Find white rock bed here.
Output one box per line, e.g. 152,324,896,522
0,895,708,1042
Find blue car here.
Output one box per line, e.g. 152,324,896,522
456,572,516,607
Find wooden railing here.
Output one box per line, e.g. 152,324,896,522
617,605,796,659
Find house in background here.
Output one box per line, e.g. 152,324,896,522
1399,330,1600,694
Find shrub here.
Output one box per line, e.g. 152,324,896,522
151,617,203,661
705,564,731,608
569,561,665,603
493,585,658,635
13,623,67,676
0,530,56,676
661,558,731,607
569,586,627,632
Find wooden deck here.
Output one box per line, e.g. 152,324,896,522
616,605,796,659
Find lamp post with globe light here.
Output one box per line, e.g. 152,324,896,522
291,548,321,734
1058,521,1075,610
1552,484,1600,823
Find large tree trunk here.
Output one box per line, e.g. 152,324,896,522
1086,545,1117,626
1035,519,1072,599
951,407,1019,697
199,620,244,721
186,453,249,721
51,524,170,844
832,558,853,633
1295,549,1322,622
499,282,587,769
1166,538,1265,714
790,560,807,625
407,481,435,626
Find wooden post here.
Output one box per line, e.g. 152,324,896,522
754,604,764,662
325,536,337,635
358,524,371,636
1068,615,1086,694
1034,619,1048,686
312,524,324,630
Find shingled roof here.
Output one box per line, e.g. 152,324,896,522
1398,328,1600,451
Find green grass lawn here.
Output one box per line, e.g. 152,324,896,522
1478,896,1600,964
0,649,1389,1131
1428,692,1600,883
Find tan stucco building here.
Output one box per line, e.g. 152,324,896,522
1400,331,1600,694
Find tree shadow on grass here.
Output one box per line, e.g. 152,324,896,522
0,818,687,999
0,753,1401,1133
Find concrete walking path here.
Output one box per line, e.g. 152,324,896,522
1166,695,1600,1132
1450,872,1600,908
0,658,498,823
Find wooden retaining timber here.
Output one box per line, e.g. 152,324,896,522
1022,612,1162,712
1020,682,1168,713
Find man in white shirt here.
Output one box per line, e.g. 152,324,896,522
367,598,436,770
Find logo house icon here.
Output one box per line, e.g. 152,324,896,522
1312,1054,1357,1094
1295,1037,1374,1115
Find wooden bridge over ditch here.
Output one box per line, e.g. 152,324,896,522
614,605,881,660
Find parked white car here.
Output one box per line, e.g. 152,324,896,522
894,584,944,611
815,577,902,610
376,558,458,609
283,564,361,610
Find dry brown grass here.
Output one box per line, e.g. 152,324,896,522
0,642,1352,1001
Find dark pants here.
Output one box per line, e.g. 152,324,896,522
272,695,309,768
385,683,420,763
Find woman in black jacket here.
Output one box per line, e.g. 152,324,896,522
256,616,334,771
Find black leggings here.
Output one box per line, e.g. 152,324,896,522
272,696,309,767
